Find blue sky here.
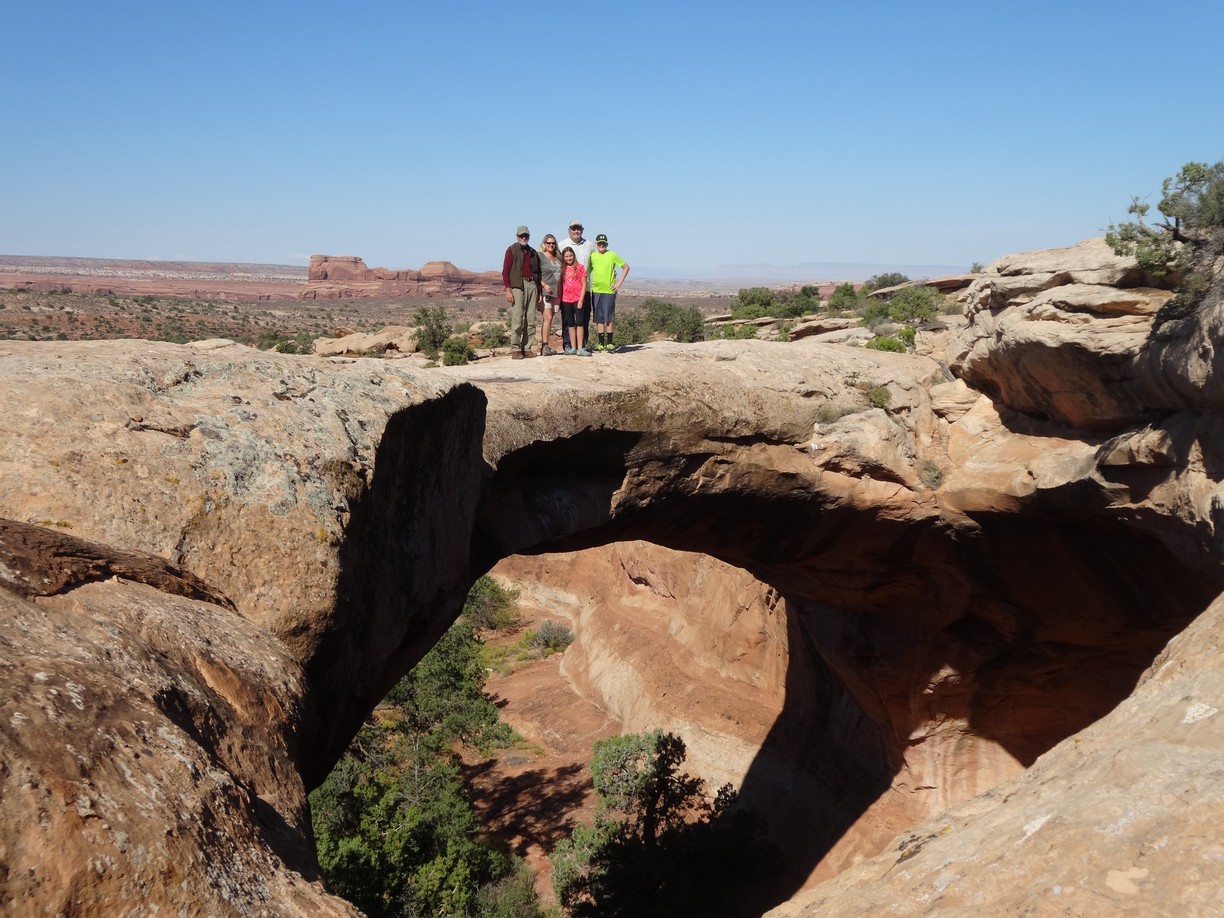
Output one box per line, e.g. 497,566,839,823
3,0,1222,278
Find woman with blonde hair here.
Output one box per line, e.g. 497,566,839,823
536,233,562,355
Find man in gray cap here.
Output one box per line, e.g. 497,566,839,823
501,225,541,358
558,220,593,353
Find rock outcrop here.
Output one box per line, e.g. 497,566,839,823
298,255,502,299
1,237,1223,914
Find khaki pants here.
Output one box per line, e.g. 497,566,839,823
509,281,539,352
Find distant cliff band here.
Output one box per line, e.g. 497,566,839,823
299,255,502,300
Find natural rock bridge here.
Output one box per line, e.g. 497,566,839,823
2,240,1222,914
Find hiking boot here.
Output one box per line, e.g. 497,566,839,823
511,351,525,360
522,349,537,358
541,344,556,356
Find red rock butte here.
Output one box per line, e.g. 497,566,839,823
299,255,502,299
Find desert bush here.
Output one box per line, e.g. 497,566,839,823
462,575,520,631
826,282,862,314
919,460,945,489
729,286,776,320
476,322,508,348
730,285,820,320
705,322,759,340
442,334,475,365
413,305,449,359
865,385,891,409
857,285,946,327
862,271,910,293
310,620,531,917
640,298,705,342
886,286,944,323
1107,160,1224,313
865,335,905,352
613,309,649,345
528,620,574,653
551,729,772,918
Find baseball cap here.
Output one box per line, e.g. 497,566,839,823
516,225,530,236
595,234,608,244
569,219,583,228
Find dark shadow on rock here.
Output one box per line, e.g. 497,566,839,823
299,383,492,788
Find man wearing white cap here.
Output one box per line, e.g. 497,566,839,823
501,225,541,358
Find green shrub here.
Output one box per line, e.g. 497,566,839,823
463,575,520,631
865,335,905,352
638,299,706,342
551,730,772,918
441,334,475,365
827,282,862,313
614,309,649,345
896,324,916,348
310,620,532,917
865,386,891,409
862,272,910,293
729,286,776,320
705,322,758,340
528,620,574,653
886,286,944,323
413,305,449,359
476,322,508,348
730,285,820,320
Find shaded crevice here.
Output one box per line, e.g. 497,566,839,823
298,383,490,788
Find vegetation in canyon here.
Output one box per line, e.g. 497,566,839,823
309,610,544,917
550,729,772,918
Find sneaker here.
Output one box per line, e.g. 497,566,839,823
541,345,556,356
576,348,592,356
563,346,575,355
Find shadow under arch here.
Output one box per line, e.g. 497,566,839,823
301,380,1224,914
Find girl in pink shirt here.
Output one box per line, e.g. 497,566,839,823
559,247,590,355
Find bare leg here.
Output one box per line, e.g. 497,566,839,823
541,307,554,353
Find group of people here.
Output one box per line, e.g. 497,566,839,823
501,220,630,358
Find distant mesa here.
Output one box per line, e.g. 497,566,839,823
299,255,502,300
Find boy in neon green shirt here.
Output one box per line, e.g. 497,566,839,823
588,234,630,351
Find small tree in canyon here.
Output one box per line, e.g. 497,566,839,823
551,729,771,918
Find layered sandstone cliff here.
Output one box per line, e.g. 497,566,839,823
298,255,502,299
1,238,1223,914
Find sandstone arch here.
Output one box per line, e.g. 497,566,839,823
3,239,1223,914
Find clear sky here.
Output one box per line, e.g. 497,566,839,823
3,0,1222,278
